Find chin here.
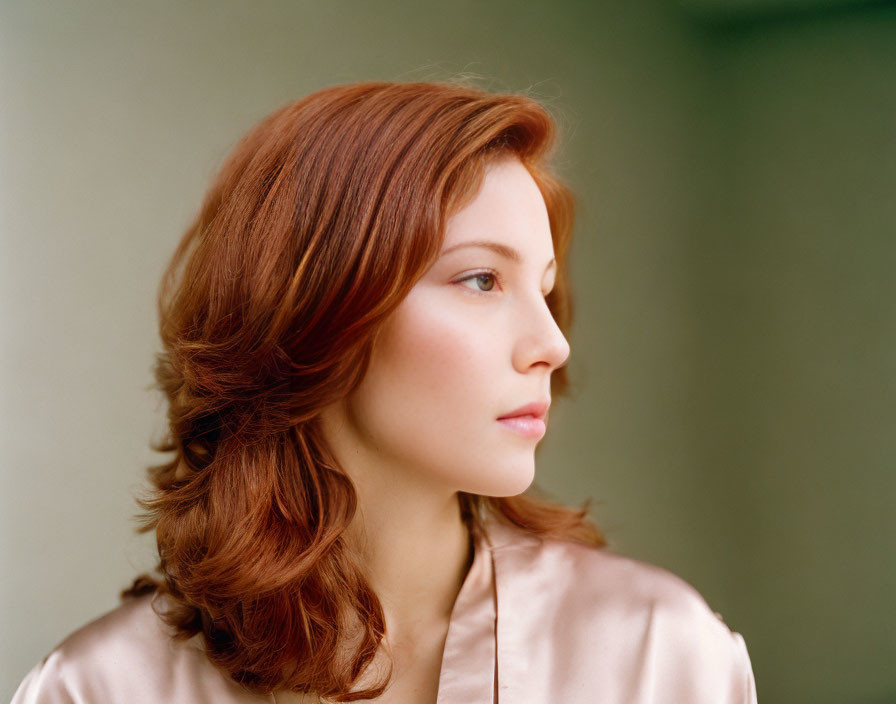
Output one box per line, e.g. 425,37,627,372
464,458,536,498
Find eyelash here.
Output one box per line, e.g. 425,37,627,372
456,269,502,295
456,269,553,299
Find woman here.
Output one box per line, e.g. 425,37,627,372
12,80,758,703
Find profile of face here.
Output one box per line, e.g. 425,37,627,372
321,156,570,499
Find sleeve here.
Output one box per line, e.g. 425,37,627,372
729,629,759,704
10,652,78,704
647,591,759,704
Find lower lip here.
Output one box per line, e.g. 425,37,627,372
497,415,546,438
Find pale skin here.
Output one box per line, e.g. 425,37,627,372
299,156,570,703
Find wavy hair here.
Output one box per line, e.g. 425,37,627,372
123,80,606,701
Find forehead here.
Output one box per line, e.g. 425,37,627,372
441,157,553,256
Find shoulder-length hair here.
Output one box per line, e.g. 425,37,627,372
124,80,606,701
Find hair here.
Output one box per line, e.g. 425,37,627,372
122,79,607,701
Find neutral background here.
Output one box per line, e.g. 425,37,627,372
2,1,894,701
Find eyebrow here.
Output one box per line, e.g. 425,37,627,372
439,240,556,271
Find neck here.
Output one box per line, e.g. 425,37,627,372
315,402,477,645
343,473,474,641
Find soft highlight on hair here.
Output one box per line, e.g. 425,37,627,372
123,80,606,701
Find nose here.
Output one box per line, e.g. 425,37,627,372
512,294,571,373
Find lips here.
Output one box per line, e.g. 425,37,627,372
497,400,549,439
497,400,549,421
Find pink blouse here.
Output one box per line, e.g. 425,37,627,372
12,517,757,703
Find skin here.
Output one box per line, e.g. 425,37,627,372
315,155,570,702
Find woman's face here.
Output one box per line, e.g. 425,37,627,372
322,155,570,498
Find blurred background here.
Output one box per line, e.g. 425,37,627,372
2,0,894,701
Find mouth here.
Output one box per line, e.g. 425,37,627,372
497,400,549,422
496,413,547,439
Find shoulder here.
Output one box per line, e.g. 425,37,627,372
486,522,757,702
551,540,757,701
11,594,266,704
487,519,725,623
547,537,727,624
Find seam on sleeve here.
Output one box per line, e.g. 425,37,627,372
731,631,758,704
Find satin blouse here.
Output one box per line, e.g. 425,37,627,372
12,517,758,703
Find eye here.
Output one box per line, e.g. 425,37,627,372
456,270,500,294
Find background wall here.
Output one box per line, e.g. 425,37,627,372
2,1,893,702
691,5,896,701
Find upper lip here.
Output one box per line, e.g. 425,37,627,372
498,400,550,420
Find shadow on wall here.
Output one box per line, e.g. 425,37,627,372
677,0,890,28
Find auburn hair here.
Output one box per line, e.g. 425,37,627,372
123,80,606,701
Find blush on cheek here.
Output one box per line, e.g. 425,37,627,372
381,290,493,402
351,286,535,496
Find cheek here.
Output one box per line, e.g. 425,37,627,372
348,291,535,496
368,293,490,430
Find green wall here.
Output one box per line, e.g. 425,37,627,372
1,1,893,701
701,6,896,701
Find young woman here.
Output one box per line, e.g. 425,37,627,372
12,80,758,703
